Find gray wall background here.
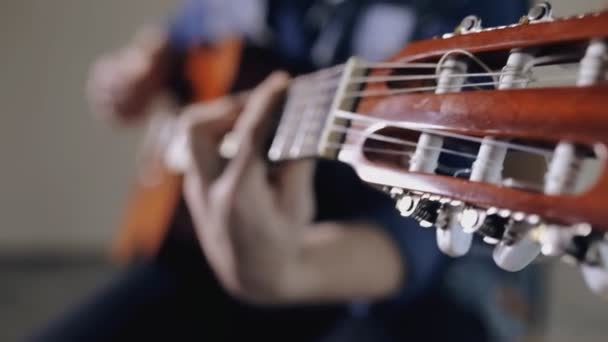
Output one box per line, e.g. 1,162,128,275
0,0,172,252
0,0,607,340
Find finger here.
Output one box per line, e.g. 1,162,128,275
275,159,316,220
183,167,211,236
226,155,275,214
234,71,289,144
181,97,244,187
221,72,290,184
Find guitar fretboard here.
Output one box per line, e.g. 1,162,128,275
267,65,346,161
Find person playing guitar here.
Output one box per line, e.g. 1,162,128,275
37,1,547,341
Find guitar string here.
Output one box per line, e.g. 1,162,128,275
293,52,580,94
344,75,577,98
355,61,440,69
327,125,481,160
287,61,442,77
322,142,480,178
319,142,553,192
348,72,508,84
279,52,582,160
283,72,576,110
355,52,578,83
332,110,556,158
289,72,577,102
282,75,576,162
288,52,580,99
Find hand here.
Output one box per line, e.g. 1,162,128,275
183,72,404,304
86,28,170,125
183,72,314,302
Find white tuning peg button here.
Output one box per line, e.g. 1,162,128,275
437,220,473,257
436,201,472,257
581,241,608,299
493,213,542,272
493,236,541,272
581,265,608,299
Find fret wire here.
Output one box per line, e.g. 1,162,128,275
269,84,305,159
290,99,322,157
294,64,345,81
290,91,336,157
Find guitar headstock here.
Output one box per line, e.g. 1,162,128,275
319,3,608,280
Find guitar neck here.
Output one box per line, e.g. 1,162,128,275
267,60,361,163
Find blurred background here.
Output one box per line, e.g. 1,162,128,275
0,0,607,340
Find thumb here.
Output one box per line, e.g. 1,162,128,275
275,159,316,221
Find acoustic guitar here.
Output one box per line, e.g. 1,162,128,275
118,3,608,295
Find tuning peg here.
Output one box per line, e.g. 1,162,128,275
560,226,600,267
492,213,542,272
436,200,473,257
581,239,608,299
561,231,608,299
539,223,592,257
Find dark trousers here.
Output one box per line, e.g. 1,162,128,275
32,234,346,341
33,233,488,342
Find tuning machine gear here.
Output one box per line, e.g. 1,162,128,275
538,223,592,257
580,237,608,299
396,193,441,228
459,207,511,244
395,192,446,229
410,195,443,228
551,228,608,299
559,225,598,265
